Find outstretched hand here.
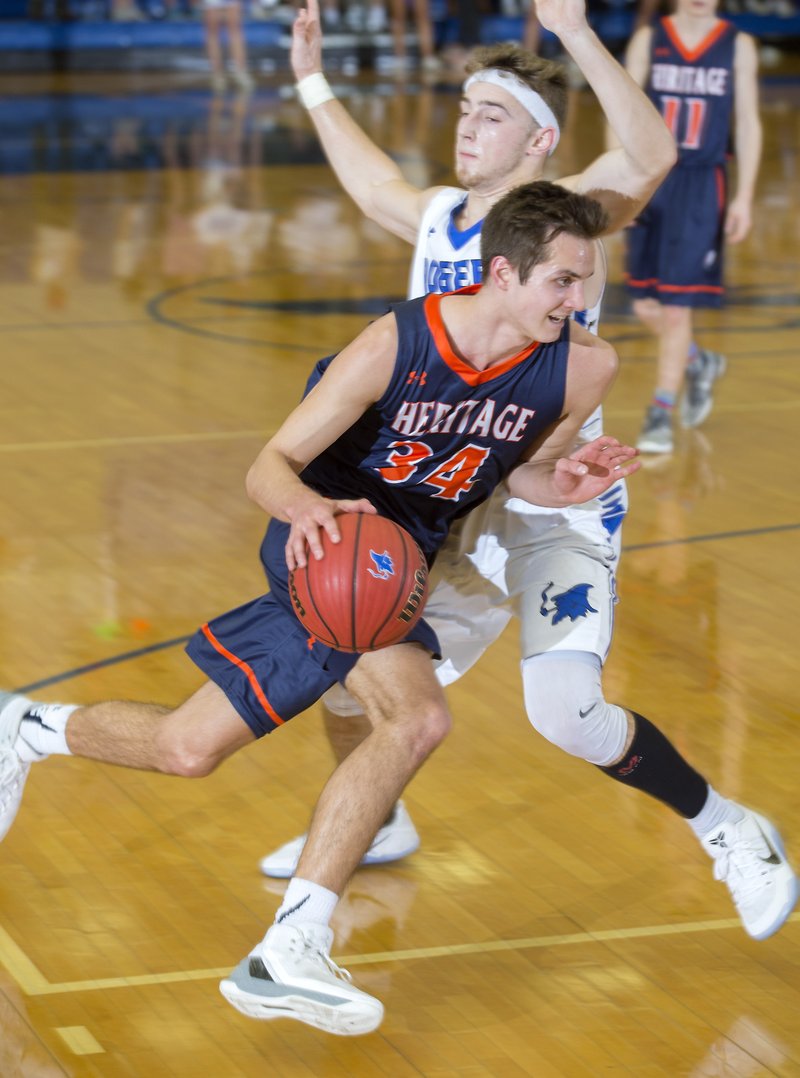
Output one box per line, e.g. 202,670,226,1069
291,0,323,81
552,435,640,501
533,0,591,38
285,495,377,570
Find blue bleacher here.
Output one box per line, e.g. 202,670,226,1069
0,4,797,66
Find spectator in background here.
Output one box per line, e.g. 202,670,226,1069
385,0,440,72
300,0,440,72
442,0,484,73
202,0,255,92
110,0,146,19
317,0,347,30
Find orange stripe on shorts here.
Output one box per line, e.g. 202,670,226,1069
200,623,285,726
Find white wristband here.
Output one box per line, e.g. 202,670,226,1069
296,72,335,110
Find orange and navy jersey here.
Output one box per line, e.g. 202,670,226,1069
301,287,569,562
648,17,737,166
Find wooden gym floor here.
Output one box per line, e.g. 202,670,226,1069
0,57,799,1076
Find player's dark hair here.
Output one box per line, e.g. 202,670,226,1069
464,43,569,130
480,181,609,284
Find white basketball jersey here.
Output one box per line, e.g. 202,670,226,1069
408,188,483,299
408,186,607,441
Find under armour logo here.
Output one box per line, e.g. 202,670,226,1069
406,370,427,387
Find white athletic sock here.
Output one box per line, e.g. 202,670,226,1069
274,876,338,928
687,787,744,841
15,702,76,761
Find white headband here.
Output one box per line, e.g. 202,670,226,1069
463,68,560,155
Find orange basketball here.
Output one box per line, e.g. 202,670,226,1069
288,513,428,653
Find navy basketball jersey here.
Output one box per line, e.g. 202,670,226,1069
648,17,737,166
301,288,570,560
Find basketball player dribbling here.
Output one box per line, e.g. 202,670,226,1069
1,183,642,1034
258,0,797,957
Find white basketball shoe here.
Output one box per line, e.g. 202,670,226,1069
702,808,798,940
220,922,383,1036
0,692,36,842
259,801,420,878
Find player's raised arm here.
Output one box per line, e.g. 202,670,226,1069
290,0,434,244
539,0,676,231
245,316,397,567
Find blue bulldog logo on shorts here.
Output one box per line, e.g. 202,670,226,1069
540,582,597,625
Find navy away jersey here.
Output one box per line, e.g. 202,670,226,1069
648,17,737,167
301,289,570,561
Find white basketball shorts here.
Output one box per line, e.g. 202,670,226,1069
428,479,628,685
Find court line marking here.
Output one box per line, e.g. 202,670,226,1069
55,1027,104,1056
1,914,797,997
16,635,192,693
12,521,800,695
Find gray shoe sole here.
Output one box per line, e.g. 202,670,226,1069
219,975,383,1036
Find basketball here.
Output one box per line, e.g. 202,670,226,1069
288,513,428,653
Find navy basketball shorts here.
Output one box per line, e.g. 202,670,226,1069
185,518,440,738
625,163,727,309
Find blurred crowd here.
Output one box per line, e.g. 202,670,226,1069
25,0,795,24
